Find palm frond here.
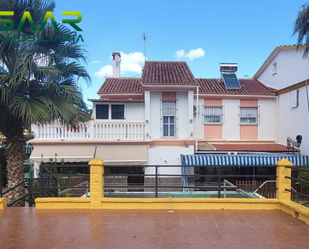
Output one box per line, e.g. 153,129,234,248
293,5,309,57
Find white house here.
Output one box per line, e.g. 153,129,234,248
30,51,305,186
254,45,309,155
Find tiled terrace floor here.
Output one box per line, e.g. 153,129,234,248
0,208,308,249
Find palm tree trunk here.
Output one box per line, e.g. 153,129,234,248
5,114,25,206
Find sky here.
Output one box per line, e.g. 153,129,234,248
52,0,307,108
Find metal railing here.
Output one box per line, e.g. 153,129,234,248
39,164,90,198
103,165,277,198
285,166,309,204
0,177,39,207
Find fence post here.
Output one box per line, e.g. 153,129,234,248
217,165,221,198
39,164,43,197
28,178,33,207
275,158,294,200
89,158,104,209
0,163,2,198
155,166,158,198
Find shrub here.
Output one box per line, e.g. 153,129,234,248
298,164,309,189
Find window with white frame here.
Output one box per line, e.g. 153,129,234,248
290,89,299,108
239,107,259,125
111,104,125,119
272,62,277,75
204,106,223,124
96,104,109,119
162,101,176,137
96,104,125,120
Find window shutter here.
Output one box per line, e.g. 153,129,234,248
290,90,299,108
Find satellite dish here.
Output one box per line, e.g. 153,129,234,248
115,54,121,63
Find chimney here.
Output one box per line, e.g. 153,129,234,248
112,52,121,78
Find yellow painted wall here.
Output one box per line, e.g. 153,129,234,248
0,198,7,209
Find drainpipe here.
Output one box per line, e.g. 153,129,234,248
195,86,199,151
306,79,309,123
275,95,279,143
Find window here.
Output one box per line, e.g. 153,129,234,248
204,106,223,124
162,101,176,137
240,107,258,124
272,62,277,75
96,104,108,119
111,104,124,119
290,90,299,108
95,104,125,119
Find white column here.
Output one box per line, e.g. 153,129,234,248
33,162,40,178
188,90,194,138
145,90,150,139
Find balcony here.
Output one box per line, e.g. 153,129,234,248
31,121,146,140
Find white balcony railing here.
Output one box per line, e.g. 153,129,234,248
32,122,145,140
94,123,145,139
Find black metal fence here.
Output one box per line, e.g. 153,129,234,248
0,163,283,203
38,164,90,198
0,177,39,207
103,165,277,198
285,166,309,205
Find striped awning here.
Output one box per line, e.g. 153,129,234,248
181,154,309,166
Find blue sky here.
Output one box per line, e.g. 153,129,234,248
53,0,306,108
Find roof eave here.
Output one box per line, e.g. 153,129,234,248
253,45,305,80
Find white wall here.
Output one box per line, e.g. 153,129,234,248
258,49,309,89
177,92,189,138
144,91,150,137
193,98,205,139
277,86,309,155
258,99,276,140
149,92,162,138
188,91,194,138
222,99,240,140
125,103,145,121
146,145,194,175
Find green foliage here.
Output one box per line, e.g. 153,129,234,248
0,0,91,131
299,164,309,189
293,4,309,58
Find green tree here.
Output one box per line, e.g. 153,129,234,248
293,3,309,57
0,0,90,206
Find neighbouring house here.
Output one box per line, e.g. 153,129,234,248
253,45,309,155
29,51,309,188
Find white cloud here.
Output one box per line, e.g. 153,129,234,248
175,50,185,60
91,60,99,64
186,48,205,61
94,65,112,78
175,48,205,61
95,52,144,78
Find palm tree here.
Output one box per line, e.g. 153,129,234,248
293,2,309,57
0,0,90,206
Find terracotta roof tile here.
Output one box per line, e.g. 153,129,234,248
88,98,144,102
142,61,197,85
197,78,276,95
97,78,142,94
208,143,297,153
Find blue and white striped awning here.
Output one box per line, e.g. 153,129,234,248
181,154,309,166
